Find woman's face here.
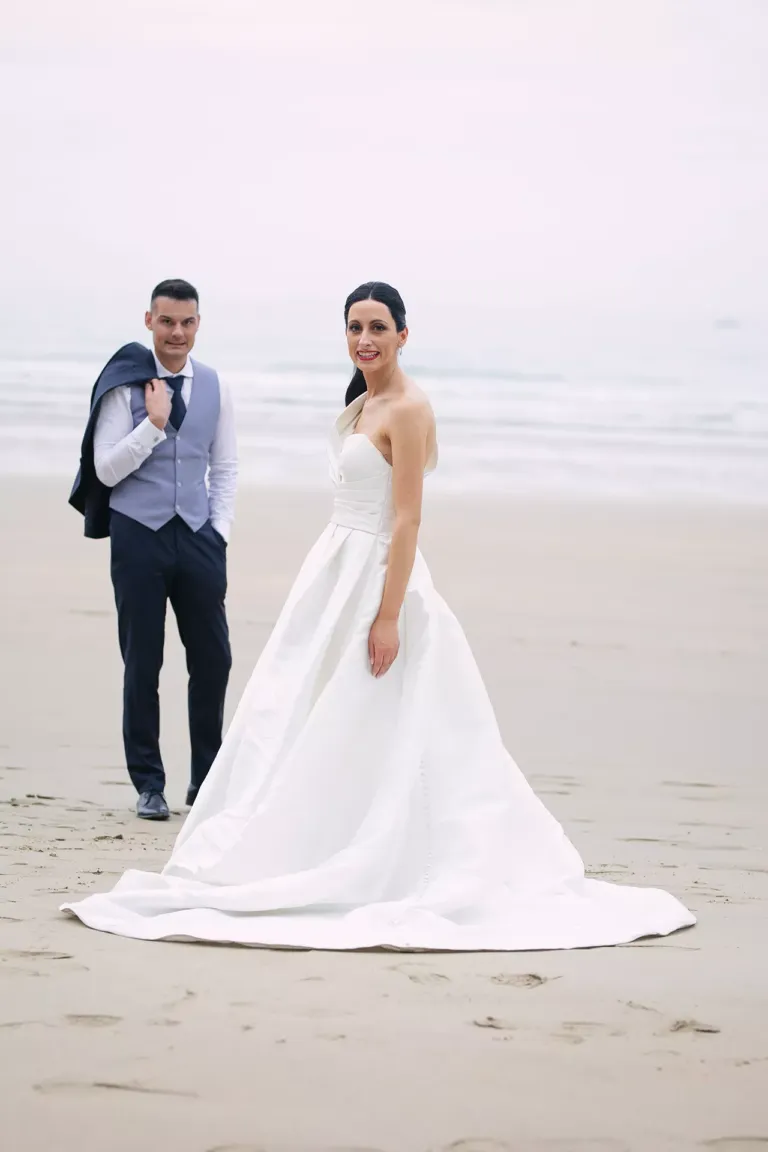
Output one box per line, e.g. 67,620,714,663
346,299,406,373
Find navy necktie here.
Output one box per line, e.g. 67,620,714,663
168,375,187,431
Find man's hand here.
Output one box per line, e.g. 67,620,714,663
145,379,171,430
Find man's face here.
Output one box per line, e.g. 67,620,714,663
145,297,200,361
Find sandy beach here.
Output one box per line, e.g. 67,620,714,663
1,480,767,1152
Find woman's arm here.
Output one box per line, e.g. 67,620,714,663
368,402,431,677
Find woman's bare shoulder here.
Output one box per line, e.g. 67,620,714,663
390,381,435,433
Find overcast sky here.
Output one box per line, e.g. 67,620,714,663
3,0,767,362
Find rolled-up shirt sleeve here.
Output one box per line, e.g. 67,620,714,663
93,386,166,488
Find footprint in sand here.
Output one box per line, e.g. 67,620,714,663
0,1020,50,1030
4,949,74,961
701,1142,768,1150
668,1019,720,1035
65,1014,122,1027
662,781,720,789
620,836,675,845
520,1142,629,1151
34,1079,197,1098
206,1147,268,1152
391,963,451,985
162,989,197,1010
490,973,554,989
430,1142,515,1152
553,1022,626,1045
692,845,747,854
680,822,747,831
208,1146,386,1152
472,1016,516,1032
299,1007,355,1020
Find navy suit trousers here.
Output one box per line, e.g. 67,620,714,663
109,511,232,797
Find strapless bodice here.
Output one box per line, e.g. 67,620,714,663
331,434,395,535
328,396,437,537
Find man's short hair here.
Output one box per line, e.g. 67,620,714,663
151,279,199,306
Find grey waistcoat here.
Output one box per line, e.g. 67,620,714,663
109,360,220,532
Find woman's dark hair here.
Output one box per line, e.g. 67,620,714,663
344,281,407,407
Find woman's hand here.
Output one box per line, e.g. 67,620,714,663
368,615,400,678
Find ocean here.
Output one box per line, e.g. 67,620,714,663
1,338,766,502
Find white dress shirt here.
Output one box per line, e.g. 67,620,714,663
93,352,238,542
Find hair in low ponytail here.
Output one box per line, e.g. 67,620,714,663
345,367,367,408
343,281,407,407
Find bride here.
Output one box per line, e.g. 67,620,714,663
62,281,695,951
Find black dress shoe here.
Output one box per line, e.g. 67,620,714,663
185,786,198,807
136,791,170,820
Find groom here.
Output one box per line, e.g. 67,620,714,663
69,280,238,820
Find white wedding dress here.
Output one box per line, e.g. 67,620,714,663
62,396,695,950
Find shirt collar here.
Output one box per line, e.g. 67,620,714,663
152,351,194,380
